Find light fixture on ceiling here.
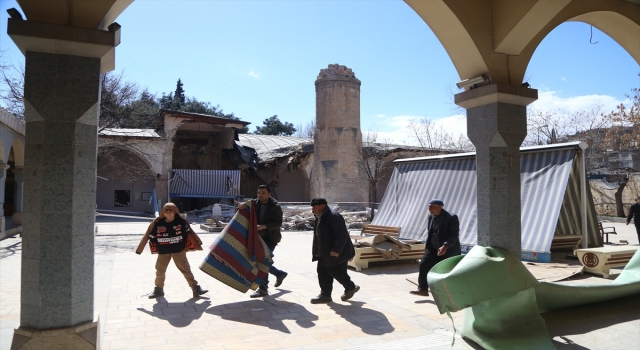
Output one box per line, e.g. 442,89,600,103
456,74,489,89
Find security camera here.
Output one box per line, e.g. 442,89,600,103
456,74,489,89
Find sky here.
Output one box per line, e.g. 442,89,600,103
0,0,638,145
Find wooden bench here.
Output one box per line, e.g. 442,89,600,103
598,222,617,244
348,224,425,271
574,245,639,278
550,234,582,250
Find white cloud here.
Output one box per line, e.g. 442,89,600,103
530,90,623,114
362,91,625,147
561,77,567,81
248,70,260,79
364,114,468,146
375,113,386,118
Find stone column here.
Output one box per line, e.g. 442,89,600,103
311,64,368,205
7,13,121,350
11,167,24,225
455,84,537,257
0,163,9,233
12,51,101,347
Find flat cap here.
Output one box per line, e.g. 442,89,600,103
428,199,444,206
310,198,328,206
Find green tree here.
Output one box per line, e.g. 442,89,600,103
254,115,296,136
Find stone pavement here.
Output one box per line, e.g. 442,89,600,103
1,221,639,350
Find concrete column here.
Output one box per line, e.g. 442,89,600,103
0,163,9,233
7,14,121,350
311,64,368,205
12,167,24,224
455,84,537,257
13,51,101,348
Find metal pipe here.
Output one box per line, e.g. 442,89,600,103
579,142,588,248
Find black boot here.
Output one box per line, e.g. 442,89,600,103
192,285,208,298
148,287,164,299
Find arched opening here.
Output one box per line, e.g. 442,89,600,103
97,146,156,214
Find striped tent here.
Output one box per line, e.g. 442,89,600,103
372,142,601,262
169,169,240,198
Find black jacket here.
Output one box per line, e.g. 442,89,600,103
426,209,461,257
253,197,283,244
312,207,356,267
627,202,640,226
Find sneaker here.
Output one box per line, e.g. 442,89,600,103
274,272,288,288
341,285,360,301
250,289,268,298
192,285,208,298
148,287,164,299
409,289,430,296
310,294,333,304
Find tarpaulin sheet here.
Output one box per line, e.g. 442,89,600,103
169,169,240,199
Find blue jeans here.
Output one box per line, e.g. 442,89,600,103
261,236,284,291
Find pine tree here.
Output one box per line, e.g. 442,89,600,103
172,78,186,110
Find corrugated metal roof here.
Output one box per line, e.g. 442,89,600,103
99,128,161,138
236,134,312,162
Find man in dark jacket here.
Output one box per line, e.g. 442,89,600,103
239,185,288,297
627,196,640,243
310,198,359,304
410,199,461,296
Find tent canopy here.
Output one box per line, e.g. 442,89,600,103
372,142,601,262
169,169,240,199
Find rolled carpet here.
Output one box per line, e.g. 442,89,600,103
199,201,273,293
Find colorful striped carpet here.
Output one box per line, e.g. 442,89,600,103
199,201,273,293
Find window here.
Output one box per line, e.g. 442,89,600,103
114,190,131,207
141,192,152,201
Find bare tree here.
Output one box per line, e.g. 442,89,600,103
407,116,473,155
358,130,394,220
293,119,315,139
0,57,24,118
99,71,140,130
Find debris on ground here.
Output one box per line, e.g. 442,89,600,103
188,204,372,231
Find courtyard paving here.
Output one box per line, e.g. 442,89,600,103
0,221,639,350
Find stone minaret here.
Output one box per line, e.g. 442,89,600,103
311,64,368,205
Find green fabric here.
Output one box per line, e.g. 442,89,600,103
427,246,640,350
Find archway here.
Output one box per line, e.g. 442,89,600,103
97,146,156,213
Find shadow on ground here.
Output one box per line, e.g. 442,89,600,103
543,294,640,349
0,239,21,259
204,290,318,334
137,297,211,327
353,259,420,276
329,300,395,335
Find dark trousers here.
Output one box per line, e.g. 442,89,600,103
316,259,356,296
635,224,640,244
261,236,284,291
418,248,448,290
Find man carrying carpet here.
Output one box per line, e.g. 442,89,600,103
238,185,288,297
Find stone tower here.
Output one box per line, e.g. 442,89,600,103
311,64,368,205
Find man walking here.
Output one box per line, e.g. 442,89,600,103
410,199,460,296
310,198,359,304
626,196,640,244
239,185,288,297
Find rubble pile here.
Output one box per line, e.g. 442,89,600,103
281,208,371,231
189,204,373,231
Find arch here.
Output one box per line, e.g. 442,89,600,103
10,138,25,167
404,0,488,81
568,11,640,65
98,144,157,178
